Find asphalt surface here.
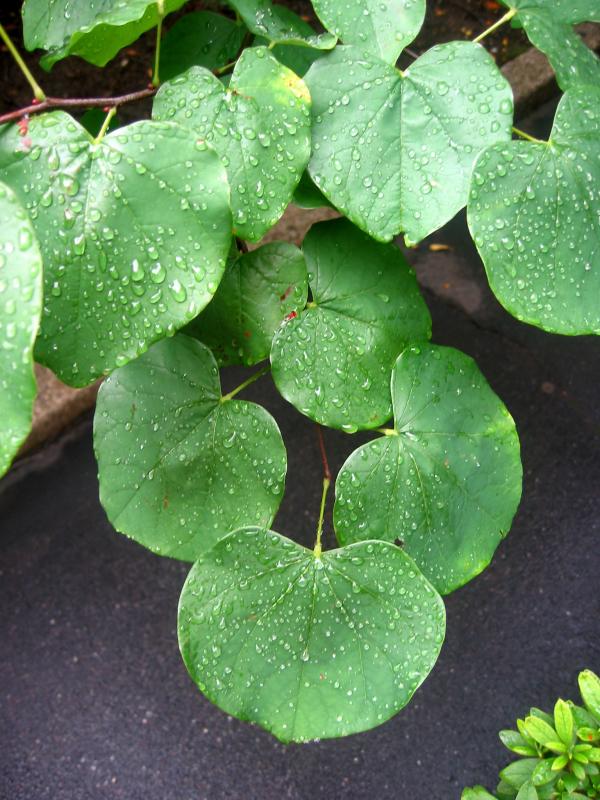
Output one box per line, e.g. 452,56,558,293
1,100,599,800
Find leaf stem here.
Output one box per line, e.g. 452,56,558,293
316,425,332,482
214,59,238,77
93,107,116,144
376,427,398,436
512,126,545,144
152,0,165,88
0,22,46,101
473,8,517,44
220,364,270,403
314,477,331,559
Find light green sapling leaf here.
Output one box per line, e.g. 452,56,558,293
580,671,600,722
178,528,445,742
312,0,425,64
226,0,336,50
500,729,537,756
187,241,308,366
160,11,247,82
462,789,499,800
270,218,431,432
468,85,600,336
22,0,188,69
94,335,287,561
500,759,540,790
515,781,538,800
0,112,232,387
305,41,514,245
554,699,574,746
0,182,43,478
500,0,600,90
153,47,312,242
334,343,522,594
524,716,560,747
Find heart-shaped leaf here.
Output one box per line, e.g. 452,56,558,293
270,218,431,432
153,47,312,242
312,0,425,64
187,241,308,366
500,0,600,90
468,86,600,335
160,11,247,82
0,182,42,478
305,42,514,244
22,0,188,69
334,343,522,594
178,527,445,742
227,0,336,50
94,335,287,561
0,112,231,387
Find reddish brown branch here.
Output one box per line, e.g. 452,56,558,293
316,425,332,483
0,86,157,126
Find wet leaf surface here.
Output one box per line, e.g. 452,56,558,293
153,46,312,242
334,344,522,594
305,41,514,244
0,182,42,477
270,218,431,432
227,0,336,50
468,86,600,335
179,527,445,742
0,112,231,387
94,335,287,561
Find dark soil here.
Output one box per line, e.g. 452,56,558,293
1,1,528,120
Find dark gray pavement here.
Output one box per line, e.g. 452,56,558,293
1,101,599,800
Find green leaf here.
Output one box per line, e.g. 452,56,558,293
178,528,445,742
531,758,558,786
500,0,600,90
578,727,600,743
0,182,43,478
468,85,600,336
551,755,569,771
312,0,425,64
531,708,556,727
500,759,540,790
160,11,247,82
94,335,287,561
462,788,499,800
580,671,600,722
501,729,538,756
270,218,431,432
334,343,522,594
80,108,120,138
153,46,311,242
496,779,517,800
516,782,538,800
187,241,308,366
292,171,334,209
22,0,188,69
226,0,336,49
0,112,231,387
304,41,513,245
555,699,575,746
525,716,561,747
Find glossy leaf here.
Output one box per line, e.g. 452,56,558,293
22,0,188,69
94,335,287,561
160,11,247,82
468,86,600,335
516,782,538,800
305,42,514,244
227,0,336,49
500,0,600,90
0,182,43,478
0,112,231,387
580,671,600,722
555,699,574,746
178,528,445,742
187,241,308,366
462,789,498,800
153,47,311,242
334,344,522,594
312,0,425,64
500,759,539,790
271,218,431,432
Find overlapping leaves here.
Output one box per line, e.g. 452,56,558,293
94,335,287,561
334,344,522,594
271,218,431,432
227,0,336,50
179,528,445,742
468,85,600,335
0,182,42,478
305,41,514,245
187,241,308,366
0,112,232,387
22,0,188,68
500,0,600,90
153,46,311,242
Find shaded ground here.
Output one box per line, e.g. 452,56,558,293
1,96,599,800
